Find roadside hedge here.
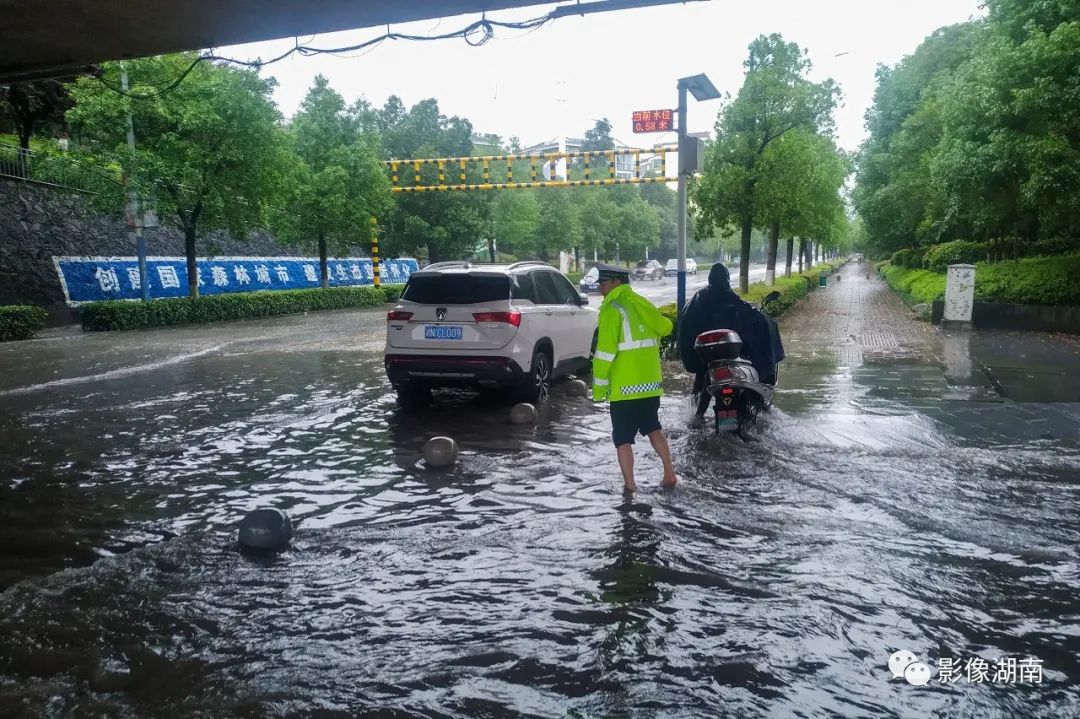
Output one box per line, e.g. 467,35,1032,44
81,284,406,332
0,305,49,342
881,265,947,305
924,240,988,273
974,254,1080,306
890,247,931,269
880,254,1080,307
380,284,405,303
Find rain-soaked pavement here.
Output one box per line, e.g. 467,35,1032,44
1,262,1079,718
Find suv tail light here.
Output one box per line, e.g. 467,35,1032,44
387,310,413,321
472,311,521,327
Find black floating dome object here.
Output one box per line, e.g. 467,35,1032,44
694,329,743,363
238,508,293,552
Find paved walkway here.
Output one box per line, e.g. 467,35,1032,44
780,260,941,366
775,260,1080,443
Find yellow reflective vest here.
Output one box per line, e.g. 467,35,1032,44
592,283,673,402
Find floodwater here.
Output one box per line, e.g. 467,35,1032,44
1,278,1079,718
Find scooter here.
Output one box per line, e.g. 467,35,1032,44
693,291,781,437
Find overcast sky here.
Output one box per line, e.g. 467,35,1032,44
219,0,984,154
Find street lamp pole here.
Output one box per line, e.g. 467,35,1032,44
121,64,149,301
674,72,719,324
676,79,689,321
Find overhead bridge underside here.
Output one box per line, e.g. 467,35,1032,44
0,0,550,82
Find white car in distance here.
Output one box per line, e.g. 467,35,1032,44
664,258,698,276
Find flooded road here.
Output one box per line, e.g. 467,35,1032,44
1,263,1079,718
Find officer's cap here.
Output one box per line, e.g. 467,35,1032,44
594,263,630,282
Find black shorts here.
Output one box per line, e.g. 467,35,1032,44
610,396,662,447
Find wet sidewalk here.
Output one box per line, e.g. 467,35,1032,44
774,261,1080,443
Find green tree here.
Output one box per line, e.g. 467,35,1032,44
578,188,618,261
616,194,661,261
583,118,614,151
639,182,679,258
693,34,840,292
853,22,982,255
377,96,490,263
532,189,583,266
274,75,390,287
490,190,541,259
933,3,1080,245
67,54,285,297
575,186,659,264
573,118,616,178
0,79,70,154
753,129,846,282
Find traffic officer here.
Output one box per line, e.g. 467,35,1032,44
591,263,678,494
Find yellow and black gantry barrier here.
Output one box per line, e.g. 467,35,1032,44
368,146,676,284
386,146,677,193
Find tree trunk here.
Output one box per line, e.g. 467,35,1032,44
487,237,496,263
574,247,581,273
185,224,199,298
766,219,780,286
739,212,753,294
318,233,329,289
785,236,795,277
17,124,32,153
798,239,806,273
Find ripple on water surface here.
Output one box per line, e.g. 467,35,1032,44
1,353,1079,717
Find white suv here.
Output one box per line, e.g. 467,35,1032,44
384,261,598,407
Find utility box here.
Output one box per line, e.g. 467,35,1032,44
679,135,705,175
942,264,976,330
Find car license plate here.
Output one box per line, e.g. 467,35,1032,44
425,325,463,340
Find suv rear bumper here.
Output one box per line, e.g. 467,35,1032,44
385,354,527,388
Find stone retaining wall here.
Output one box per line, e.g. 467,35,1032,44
0,179,305,321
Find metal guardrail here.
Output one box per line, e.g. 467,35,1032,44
0,143,121,194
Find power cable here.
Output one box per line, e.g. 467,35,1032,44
98,13,551,98
95,0,702,99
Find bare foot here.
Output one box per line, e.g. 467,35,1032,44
623,481,637,495
661,473,678,489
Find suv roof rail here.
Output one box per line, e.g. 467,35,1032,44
421,261,473,271
507,261,552,271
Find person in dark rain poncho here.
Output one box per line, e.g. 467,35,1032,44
677,263,782,422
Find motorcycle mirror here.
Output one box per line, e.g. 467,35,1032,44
764,291,781,303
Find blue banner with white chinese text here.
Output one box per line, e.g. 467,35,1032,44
53,256,419,305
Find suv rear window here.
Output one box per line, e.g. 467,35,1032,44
402,274,510,304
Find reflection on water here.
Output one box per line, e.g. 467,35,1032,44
1,344,1079,717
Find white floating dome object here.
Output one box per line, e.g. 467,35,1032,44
510,402,538,424
422,436,458,468
568,379,589,397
